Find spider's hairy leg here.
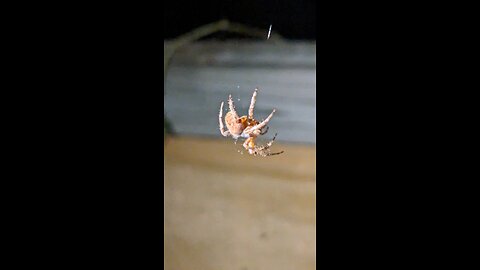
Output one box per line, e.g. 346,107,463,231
260,126,269,135
256,133,277,151
265,151,284,156
219,102,230,137
228,94,239,118
248,88,258,119
249,109,276,134
256,133,284,156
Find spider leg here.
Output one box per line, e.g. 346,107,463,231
249,109,276,134
264,151,284,156
228,94,239,118
254,133,284,157
219,102,230,137
248,88,258,119
260,126,269,135
256,133,277,151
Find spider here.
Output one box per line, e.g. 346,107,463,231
219,88,284,157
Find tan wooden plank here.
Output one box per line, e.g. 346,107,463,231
164,136,316,270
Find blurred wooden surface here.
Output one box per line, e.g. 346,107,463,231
164,41,316,144
164,136,316,270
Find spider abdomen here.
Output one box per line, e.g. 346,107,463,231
225,112,247,136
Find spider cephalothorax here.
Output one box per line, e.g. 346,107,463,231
219,88,284,157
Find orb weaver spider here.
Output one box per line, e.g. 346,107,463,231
219,88,284,157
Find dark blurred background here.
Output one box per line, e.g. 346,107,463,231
164,0,316,40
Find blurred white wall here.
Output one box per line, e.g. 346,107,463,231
164,41,316,144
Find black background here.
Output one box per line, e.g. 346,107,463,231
164,0,316,40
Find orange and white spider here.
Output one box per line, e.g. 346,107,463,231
219,88,284,157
